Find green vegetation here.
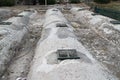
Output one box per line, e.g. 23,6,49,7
47,0,56,4
94,0,111,4
92,1,120,20
39,0,56,5
0,0,81,6
38,0,44,5
70,0,80,3
39,0,80,5
94,7,120,21
94,2,120,11
0,0,15,6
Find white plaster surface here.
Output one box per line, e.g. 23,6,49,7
28,8,118,80
0,9,37,76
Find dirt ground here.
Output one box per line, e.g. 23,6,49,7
63,9,120,79
0,3,120,80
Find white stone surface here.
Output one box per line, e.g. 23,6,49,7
70,7,120,33
27,8,118,80
0,9,37,76
0,9,13,21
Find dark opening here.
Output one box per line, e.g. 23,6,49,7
15,15,24,17
110,20,120,25
53,9,58,11
56,23,68,27
77,8,85,11
24,9,35,13
57,49,80,60
91,13,99,16
38,0,45,5
0,22,12,25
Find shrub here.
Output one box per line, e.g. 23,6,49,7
47,0,56,4
94,0,111,4
38,0,56,5
70,0,80,3
0,0,15,6
38,0,44,5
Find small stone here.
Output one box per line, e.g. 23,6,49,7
16,77,27,80
29,39,35,42
16,77,22,80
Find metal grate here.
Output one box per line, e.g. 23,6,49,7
77,8,85,11
15,15,24,17
91,13,99,16
24,10,34,13
110,20,120,25
57,49,80,60
0,22,12,25
56,23,68,27
52,9,58,11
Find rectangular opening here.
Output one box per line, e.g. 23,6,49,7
64,8,71,10
57,49,80,60
77,8,85,11
15,15,24,17
52,9,58,11
110,20,120,25
56,23,68,27
59,53,68,57
24,10,34,13
91,13,99,16
0,22,12,25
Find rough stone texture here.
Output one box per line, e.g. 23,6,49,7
70,7,120,79
27,8,118,80
0,9,37,77
0,9,14,21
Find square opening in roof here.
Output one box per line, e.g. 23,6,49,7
0,22,12,25
15,15,24,17
56,23,68,27
110,20,120,25
52,9,58,11
77,8,86,11
57,49,80,60
91,13,99,16
24,9,34,13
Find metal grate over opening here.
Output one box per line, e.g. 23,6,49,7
91,13,99,16
110,20,120,25
56,23,68,27
15,15,24,17
77,8,85,11
57,49,80,60
0,22,12,25
52,9,58,11
24,10,34,13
